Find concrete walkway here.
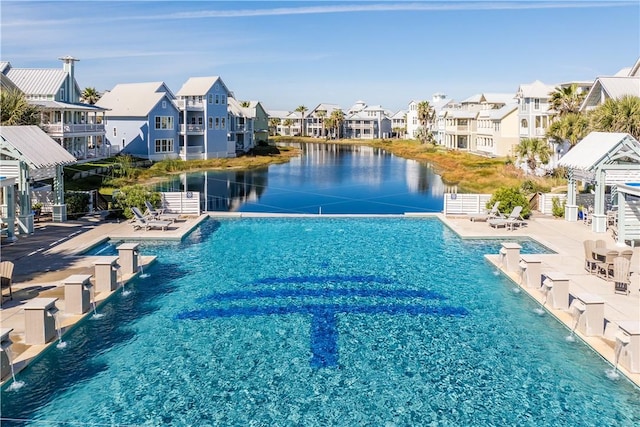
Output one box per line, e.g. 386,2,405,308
1,212,639,387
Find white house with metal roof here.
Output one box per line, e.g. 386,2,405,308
1,56,107,161
175,76,235,159
306,103,342,138
96,82,180,161
476,103,519,157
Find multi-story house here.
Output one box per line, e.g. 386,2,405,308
227,97,255,154
175,76,235,159
96,82,181,161
343,104,391,139
580,59,640,112
390,110,406,138
306,103,342,138
267,110,292,136
1,56,107,160
475,103,519,157
244,101,269,144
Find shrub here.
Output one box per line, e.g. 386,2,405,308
487,186,531,218
551,196,565,218
112,185,161,219
65,191,91,219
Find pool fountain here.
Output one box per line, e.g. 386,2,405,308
1,329,24,391
23,298,58,345
93,256,119,293
63,274,92,315
566,300,586,342
607,330,631,379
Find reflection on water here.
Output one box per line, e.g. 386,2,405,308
154,143,450,214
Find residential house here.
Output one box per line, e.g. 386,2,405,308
96,82,180,161
175,76,235,159
244,101,269,144
306,103,342,138
390,110,406,138
267,110,293,136
580,60,640,112
343,104,391,139
227,97,255,154
1,56,107,160
475,103,519,157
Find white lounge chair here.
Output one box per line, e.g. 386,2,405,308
144,201,180,223
469,201,502,222
131,207,171,231
488,206,525,230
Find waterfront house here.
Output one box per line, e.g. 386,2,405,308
244,101,269,144
96,82,180,161
475,103,519,157
390,110,406,138
580,58,640,112
1,56,107,161
306,103,342,138
175,76,235,159
227,97,255,154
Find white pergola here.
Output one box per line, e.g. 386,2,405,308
0,126,76,237
558,132,640,237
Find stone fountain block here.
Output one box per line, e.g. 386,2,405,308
616,321,640,374
519,255,542,288
543,272,570,310
117,243,139,276
1,328,13,380
94,256,119,293
63,274,92,315
573,292,604,337
24,298,58,345
500,242,521,274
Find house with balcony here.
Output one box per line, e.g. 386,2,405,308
390,110,406,138
243,101,269,144
306,103,342,138
175,76,235,159
515,80,557,144
227,97,255,154
1,56,107,161
343,104,391,139
475,103,519,157
96,82,180,161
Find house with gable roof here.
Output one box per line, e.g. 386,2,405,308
227,97,255,154
96,82,180,161
1,56,107,160
390,110,406,138
244,101,269,144
175,76,234,159
343,103,392,139
305,103,342,138
580,57,640,112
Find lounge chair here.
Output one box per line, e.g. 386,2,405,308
583,240,598,273
1,261,14,302
469,201,502,222
488,206,524,230
144,200,180,223
131,207,171,231
611,257,631,295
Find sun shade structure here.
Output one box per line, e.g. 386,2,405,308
0,126,77,236
558,132,640,242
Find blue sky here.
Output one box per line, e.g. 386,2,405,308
2,1,638,112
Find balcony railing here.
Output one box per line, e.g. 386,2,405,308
176,100,204,110
535,127,546,137
42,123,105,134
180,124,205,134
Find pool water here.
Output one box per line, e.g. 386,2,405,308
2,218,639,425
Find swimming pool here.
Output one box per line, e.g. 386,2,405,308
2,218,639,425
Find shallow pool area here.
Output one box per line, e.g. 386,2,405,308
2,217,639,425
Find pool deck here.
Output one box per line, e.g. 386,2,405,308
1,212,639,387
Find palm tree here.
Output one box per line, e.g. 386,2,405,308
295,105,307,137
416,101,435,144
283,118,294,136
589,95,640,140
316,110,327,138
240,101,251,108
546,112,589,148
1,89,39,125
548,84,585,116
80,87,100,105
329,109,345,139
514,138,552,174
268,118,281,136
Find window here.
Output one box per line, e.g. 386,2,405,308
154,138,174,153
162,101,167,109
534,99,540,110
221,95,226,105
198,116,203,125
155,116,174,129
113,128,117,136
215,94,220,104
494,122,500,131
208,117,213,129
521,100,528,112
458,119,468,126
208,94,213,104
221,117,226,129
198,96,203,103
59,87,65,100
215,117,220,129
521,119,528,128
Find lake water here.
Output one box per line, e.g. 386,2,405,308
153,143,450,214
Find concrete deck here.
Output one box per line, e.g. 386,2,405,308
1,212,639,387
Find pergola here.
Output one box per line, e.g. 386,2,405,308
0,126,76,238
558,132,640,238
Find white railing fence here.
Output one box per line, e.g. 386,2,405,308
537,193,567,215
161,191,200,215
443,193,492,215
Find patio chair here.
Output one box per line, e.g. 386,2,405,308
144,200,180,223
595,250,619,280
1,260,14,302
619,249,634,262
131,207,171,231
595,239,607,249
469,201,502,222
583,240,598,273
611,257,631,295
488,206,524,230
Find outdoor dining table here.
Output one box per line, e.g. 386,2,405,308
592,247,617,263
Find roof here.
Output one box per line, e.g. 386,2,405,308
478,103,518,120
227,97,249,117
266,110,291,119
558,132,639,170
0,61,11,74
96,82,172,116
5,68,67,96
390,110,406,119
516,80,556,99
580,77,640,110
445,110,478,119
176,76,228,96
0,125,76,169
30,100,107,112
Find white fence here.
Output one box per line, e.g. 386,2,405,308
443,193,492,215
537,193,567,215
162,191,200,215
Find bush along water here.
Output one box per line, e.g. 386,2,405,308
487,186,532,218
